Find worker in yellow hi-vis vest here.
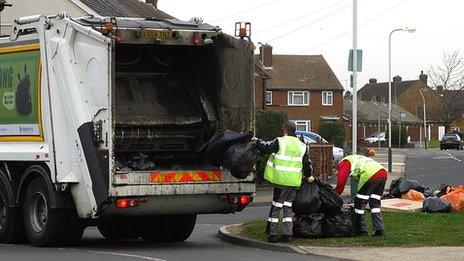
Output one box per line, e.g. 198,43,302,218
256,121,313,243
335,155,388,237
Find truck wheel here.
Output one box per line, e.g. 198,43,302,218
140,215,175,242
170,214,196,242
0,180,27,243
140,214,196,242
97,218,139,240
23,177,68,246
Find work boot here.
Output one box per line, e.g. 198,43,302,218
356,231,368,237
267,235,280,243
280,235,292,243
372,230,386,237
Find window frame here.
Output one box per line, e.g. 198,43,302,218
293,120,311,132
266,91,272,105
287,91,309,106
322,91,333,106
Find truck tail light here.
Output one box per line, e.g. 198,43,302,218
116,198,141,208
220,194,251,206
239,195,250,206
192,32,203,46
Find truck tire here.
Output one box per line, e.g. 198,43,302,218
97,218,139,240
140,215,176,242
170,214,196,242
0,180,27,243
22,177,69,246
140,214,196,243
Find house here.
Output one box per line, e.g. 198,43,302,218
343,97,423,142
1,0,170,34
255,45,344,133
445,90,464,134
358,72,445,141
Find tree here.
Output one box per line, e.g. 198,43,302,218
428,51,464,131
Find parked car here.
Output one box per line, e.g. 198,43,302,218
440,133,463,150
295,131,344,165
364,132,386,144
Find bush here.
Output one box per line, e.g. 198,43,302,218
386,124,408,148
254,110,287,183
318,122,345,148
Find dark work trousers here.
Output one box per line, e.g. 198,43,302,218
353,178,387,234
265,186,298,236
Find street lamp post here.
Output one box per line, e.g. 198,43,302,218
388,27,415,173
419,88,427,150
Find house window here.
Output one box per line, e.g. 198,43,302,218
294,120,311,132
322,91,333,106
266,91,272,105
288,91,309,106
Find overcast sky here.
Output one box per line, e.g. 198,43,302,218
157,0,464,90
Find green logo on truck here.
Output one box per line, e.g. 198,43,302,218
0,45,41,139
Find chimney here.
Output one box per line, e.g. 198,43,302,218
393,75,402,82
369,78,377,84
146,0,158,8
436,85,444,95
259,44,273,68
419,70,428,83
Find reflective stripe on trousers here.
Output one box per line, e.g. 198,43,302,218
266,187,298,236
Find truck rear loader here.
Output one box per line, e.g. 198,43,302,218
0,13,255,246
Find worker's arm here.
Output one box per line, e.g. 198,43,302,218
334,159,351,195
256,138,279,154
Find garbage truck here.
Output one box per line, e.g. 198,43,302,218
0,13,255,246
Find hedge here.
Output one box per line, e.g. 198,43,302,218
254,110,287,183
319,121,345,148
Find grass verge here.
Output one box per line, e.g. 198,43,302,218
428,140,440,148
241,212,464,247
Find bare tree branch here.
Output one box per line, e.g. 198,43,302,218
427,51,464,131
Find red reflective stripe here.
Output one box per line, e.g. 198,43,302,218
150,171,221,183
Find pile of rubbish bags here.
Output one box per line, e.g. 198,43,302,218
293,180,354,238
205,129,257,179
388,178,464,213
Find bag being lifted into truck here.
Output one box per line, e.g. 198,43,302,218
223,141,258,179
205,129,253,166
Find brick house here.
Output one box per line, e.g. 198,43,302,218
358,72,445,141
343,96,422,142
255,45,344,133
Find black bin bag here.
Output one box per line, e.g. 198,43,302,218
293,182,321,216
316,180,344,215
422,196,451,213
293,213,325,238
389,178,426,198
223,141,258,179
205,129,253,166
323,211,354,238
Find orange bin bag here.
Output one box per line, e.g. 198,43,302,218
402,189,425,202
441,186,464,213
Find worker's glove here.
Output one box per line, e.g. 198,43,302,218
306,175,315,183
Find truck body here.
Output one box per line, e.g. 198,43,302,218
0,13,255,246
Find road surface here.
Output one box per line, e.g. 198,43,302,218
403,149,464,187
0,206,332,261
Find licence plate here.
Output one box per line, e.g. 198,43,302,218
141,30,171,39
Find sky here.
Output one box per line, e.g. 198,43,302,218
157,0,464,90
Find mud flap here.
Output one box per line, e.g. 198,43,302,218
78,122,109,207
